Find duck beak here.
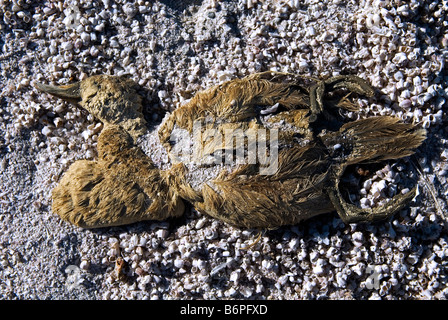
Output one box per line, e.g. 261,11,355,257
34,81,81,104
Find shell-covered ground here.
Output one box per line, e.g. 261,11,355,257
1,0,448,299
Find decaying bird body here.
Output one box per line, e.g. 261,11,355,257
35,72,426,229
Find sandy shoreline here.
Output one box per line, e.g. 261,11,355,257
1,0,448,299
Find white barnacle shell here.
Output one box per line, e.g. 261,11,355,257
74,38,83,49
383,16,397,31
397,4,410,15
173,258,184,269
289,0,301,9
416,94,427,105
412,85,423,96
366,13,381,29
80,32,90,43
41,125,53,136
413,76,422,87
381,164,392,177
363,179,372,191
131,253,140,263
420,68,430,79
195,217,207,229
63,51,73,62
398,45,411,53
399,99,412,109
393,71,404,81
305,26,316,37
356,47,370,59
379,281,392,296
371,180,386,199
432,110,443,123
423,114,440,127
427,84,439,98
320,31,334,42
79,259,90,270
392,52,407,66
360,197,371,209
135,246,144,256
129,234,139,249
277,274,289,287
261,259,275,270
298,60,309,69
369,104,382,115
155,229,169,239
352,231,364,245
312,258,327,275
371,45,381,57
157,90,168,100
60,41,73,51
413,108,423,121
395,78,405,90
421,118,431,129
401,188,410,195
335,271,347,287
229,269,240,283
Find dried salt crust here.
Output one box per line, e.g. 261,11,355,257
1,0,448,299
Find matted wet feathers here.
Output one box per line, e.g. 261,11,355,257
36,72,426,229
52,125,184,228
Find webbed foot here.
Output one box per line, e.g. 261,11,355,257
326,116,426,224
328,172,417,224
